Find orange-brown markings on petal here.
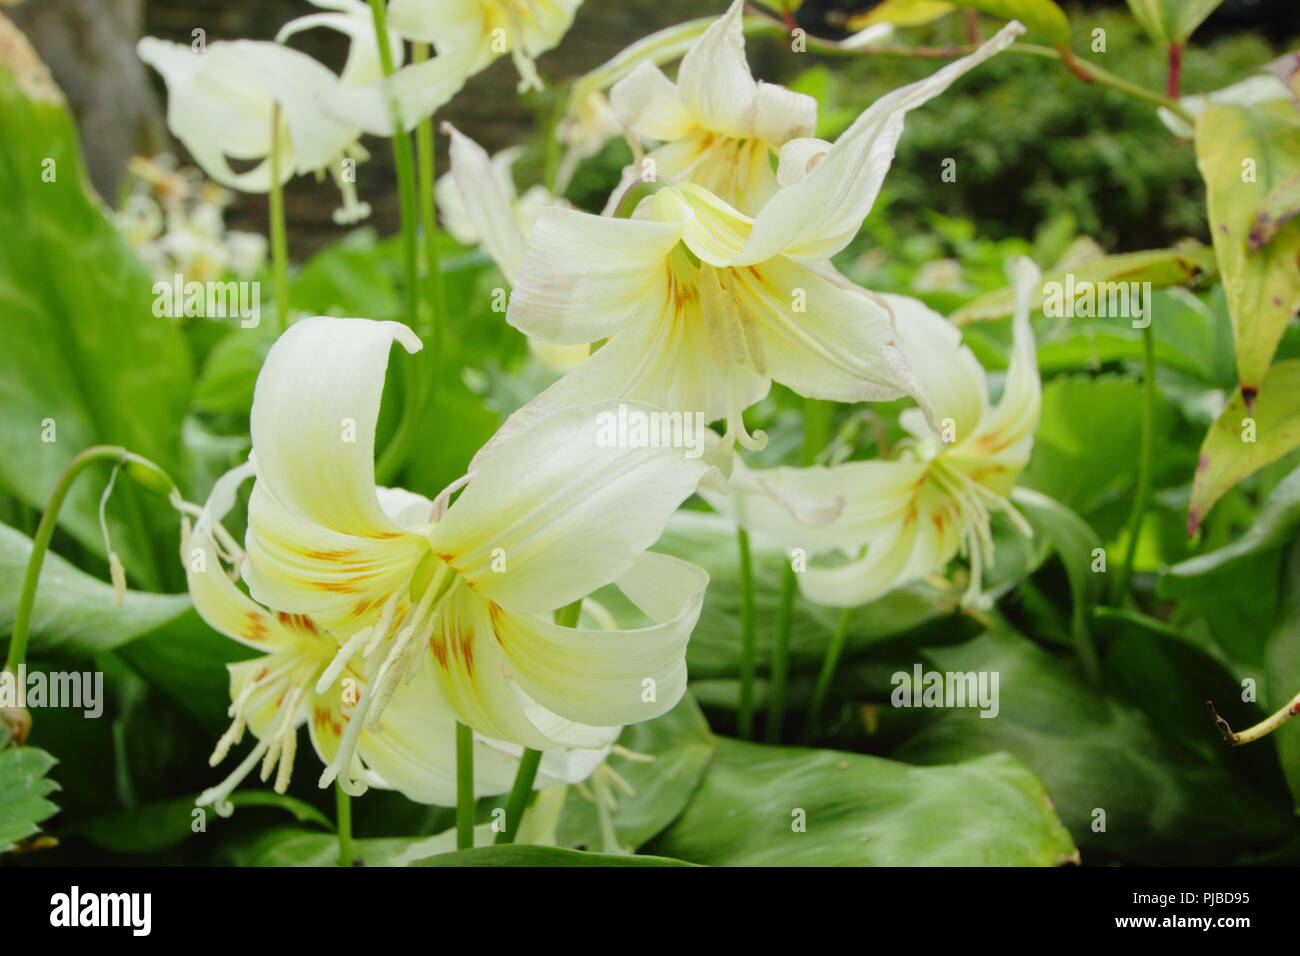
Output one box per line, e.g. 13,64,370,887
276,611,318,635
351,597,375,617
308,571,383,594
456,629,475,677
429,632,449,670
904,502,918,527
244,611,270,642
373,531,404,539
253,665,269,683
974,430,1014,455
311,705,343,736
297,547,359,561
965,464,1009,485
932,509,948,534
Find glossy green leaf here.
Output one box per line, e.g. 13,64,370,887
64,790,331,855
0,522,190,658
647,739,1077,865
655,511,952,680
0,746,59,852
1170,463,1300,588
1195,101,1300,396
0,66,191,581
894,629,1296,863
1187,360,1300,531
553,693,716,852
413,845,695,867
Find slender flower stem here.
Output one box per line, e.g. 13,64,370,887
767,398,832,742
1208,694,1300,747
5,446,173,678
1112,323,1156,604
494,748,543,845
455,721,475,849
736,527,757,739
335,783,354,866
412,43,447,412
369,0,425,485
1166,43,1183,98
765,565,797,744
803,606,853,744
269,104,289,332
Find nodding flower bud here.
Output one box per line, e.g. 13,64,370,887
124,456,175,497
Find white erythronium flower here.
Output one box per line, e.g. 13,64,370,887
185,463,608,810
500,22,1025,454
439,123,589,372
608,0,818,215
137,37,358,195
709,256,1043,607
324,0,583,135
236,316,711,794
275,0,409,223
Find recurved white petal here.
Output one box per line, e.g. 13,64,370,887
675,0,755,139
885,293,987,444
489,552,707,727
431,401,711,615
728,257,915,403
443,124,527,282
249,316,421,536
736,21,1025,265
507,206,683,345
609,60,693,142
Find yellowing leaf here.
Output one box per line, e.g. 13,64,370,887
1127,0,1223,47
950,243,1218,324
1195,101,1300,399
1189,360,1300,533
847,0,956,30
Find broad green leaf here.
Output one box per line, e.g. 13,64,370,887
0,522,190,657
894,629,1296,863
554,693,716,852
1170,463,1300,588
949,1,1070,46
1265,542,1300,808
1250,172,1300,250
654,511,952,679
222,827,694,866
1187,360,1300,530
1020,376,1164,517
414,845,695,867
647,741,1077,866
949,243,1217,325
0,65,191,583
64,790,331,854
1127,0,1223,46
0,746,59,851
1195,102,1300,396
1011,488,1103,676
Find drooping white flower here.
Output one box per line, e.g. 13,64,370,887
274,0,410,222
710,257,1043,607
608,0,818,215
324,0,583,135
235,315,711,794
137,38,357,194
186,460,616,810
439,123,588,371
501,23,1025,454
